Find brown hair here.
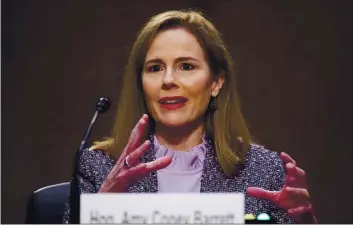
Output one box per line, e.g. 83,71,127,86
92,9,251,175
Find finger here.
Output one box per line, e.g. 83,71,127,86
285,175,297,187
284,186,311,203
122,156,172,183
129,114,148,148
247,187,278,201
288,204,313,216
280,152,296,165
145,156,173,172
285,163,307,188
285,175,300,188
125,140,151,166
124,114,149,156
120,163,149,183
288,204,317,223
286,163,306,179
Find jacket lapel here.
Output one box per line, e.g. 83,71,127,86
200,140,241,193
128,137,158,193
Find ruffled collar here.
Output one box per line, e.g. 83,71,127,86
154,134,208,173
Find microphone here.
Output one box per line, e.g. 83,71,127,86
78,97,110,152
69,97,111,224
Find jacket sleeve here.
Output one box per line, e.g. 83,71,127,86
62,173,97,223
269,153,296,224
62,149,99,224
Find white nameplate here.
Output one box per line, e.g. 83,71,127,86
80,193,244,224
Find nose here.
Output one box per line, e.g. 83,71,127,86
162,68,178,90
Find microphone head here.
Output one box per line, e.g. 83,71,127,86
96,97,110,113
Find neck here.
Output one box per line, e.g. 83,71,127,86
154,120,205,151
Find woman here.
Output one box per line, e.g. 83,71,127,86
63,10,317,224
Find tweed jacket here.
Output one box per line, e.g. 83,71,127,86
62,139,295,224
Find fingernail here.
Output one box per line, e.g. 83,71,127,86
286,163,293,169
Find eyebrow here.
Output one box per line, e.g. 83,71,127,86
144,57,199,65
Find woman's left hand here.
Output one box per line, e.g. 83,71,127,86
247,152,318,223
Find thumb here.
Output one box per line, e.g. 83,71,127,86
247,187,278,201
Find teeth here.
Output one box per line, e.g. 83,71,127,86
163,100,184,104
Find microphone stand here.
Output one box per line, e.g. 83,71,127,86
69,97,110,224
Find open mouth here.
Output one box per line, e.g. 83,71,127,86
158,96,188,110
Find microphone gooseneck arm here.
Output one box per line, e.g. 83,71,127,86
78,111,98,152
69,97,110,224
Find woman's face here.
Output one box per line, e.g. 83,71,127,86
142,27,224,129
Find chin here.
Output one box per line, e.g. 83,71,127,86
156,114,189,128
159,119,187,128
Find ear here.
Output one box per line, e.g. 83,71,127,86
211,73,225,97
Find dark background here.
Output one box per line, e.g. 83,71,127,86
2,0,353,223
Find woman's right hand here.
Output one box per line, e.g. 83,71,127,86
98,114,172,193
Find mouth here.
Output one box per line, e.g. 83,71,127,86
158,96,188,110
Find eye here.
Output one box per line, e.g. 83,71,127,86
180,63,194,71
148,65,163,72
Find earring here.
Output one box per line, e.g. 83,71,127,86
209,97,217,111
